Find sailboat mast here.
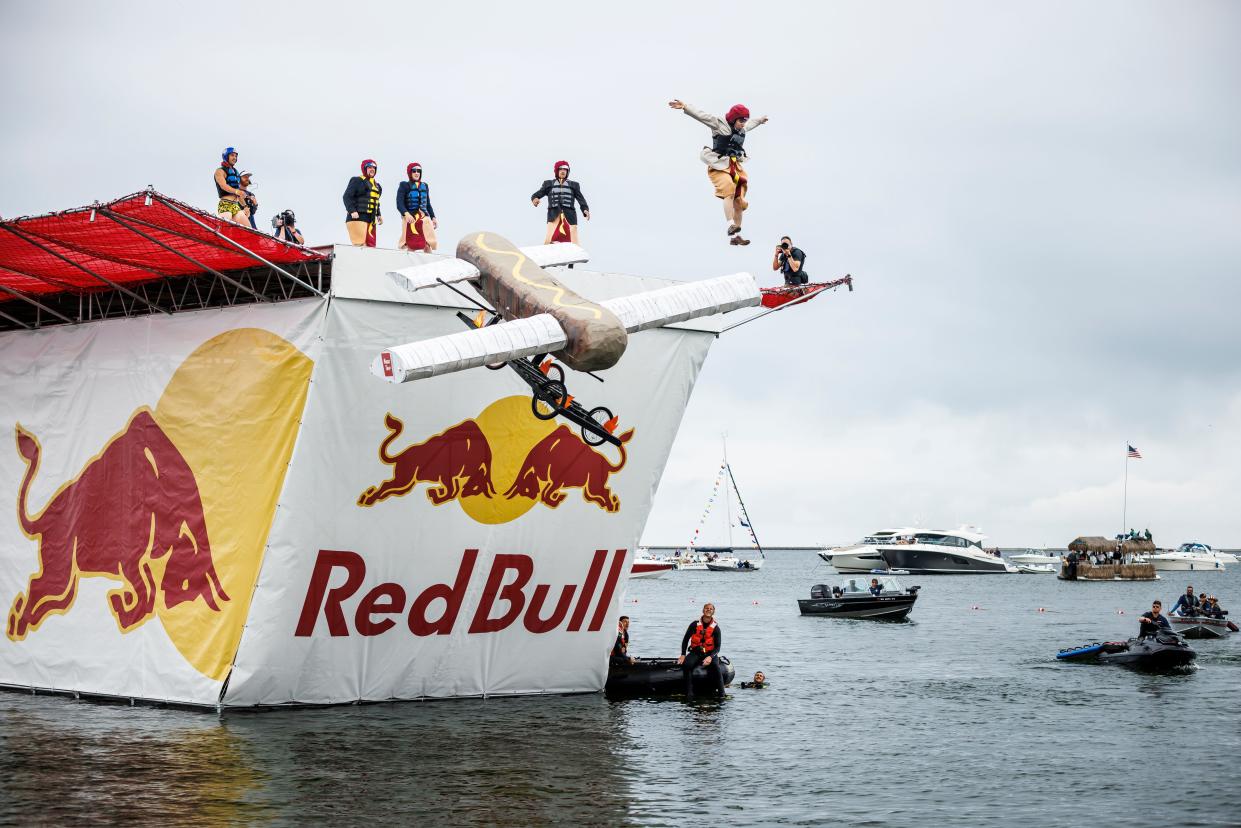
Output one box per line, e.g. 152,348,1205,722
723,435,733,548
725,456,765,558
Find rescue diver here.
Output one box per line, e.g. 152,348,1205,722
668,99,768,246
531,161,590,244
611,615,635,665
678,602,725,700
396,162,437,251
214,147,249,225
740,671,767,689
343,159,383,247
1137,600,1171,637
1170,585,1198,617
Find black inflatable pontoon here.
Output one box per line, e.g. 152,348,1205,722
605,656,735,697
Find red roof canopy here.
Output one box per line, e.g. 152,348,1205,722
0,190,327,300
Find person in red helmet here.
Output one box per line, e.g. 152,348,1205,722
343,159,383,247
396,162,437,251
668,99,768,246
531,160,590,244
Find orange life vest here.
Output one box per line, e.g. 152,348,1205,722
689,620,717,653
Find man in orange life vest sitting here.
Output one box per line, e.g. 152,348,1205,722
678,602,726,699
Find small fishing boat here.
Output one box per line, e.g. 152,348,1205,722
1016,563,1057,574
1009,549,1061,567
706,557,764,572
605,655,735,698
1056,631,1196,669
1168,615,1237,639
797,576,920,620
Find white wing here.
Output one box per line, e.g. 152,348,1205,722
386,243,590,293
372,314,568,384
601,272,760,334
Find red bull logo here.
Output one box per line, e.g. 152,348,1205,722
7,409,227,641
357,395,635,524
295,548,627,638
4,327,314,681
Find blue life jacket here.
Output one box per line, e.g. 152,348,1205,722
216,164,241,197
404,181,430,215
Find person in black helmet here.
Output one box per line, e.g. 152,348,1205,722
531,161,590,244
214,147,249,225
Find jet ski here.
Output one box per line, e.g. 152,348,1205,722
605,655,735,698
1057,630,1196,669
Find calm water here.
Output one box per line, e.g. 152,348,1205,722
1,550,1238,826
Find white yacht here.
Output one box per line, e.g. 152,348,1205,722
1149,542,1230,572
1008,549,1062,567
820,529,917,573
878,526,1016,574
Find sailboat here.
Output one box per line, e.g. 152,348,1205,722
688,441,766,572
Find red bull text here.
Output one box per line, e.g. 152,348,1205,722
295,548,627,637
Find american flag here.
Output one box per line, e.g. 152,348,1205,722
1127,444,1142,459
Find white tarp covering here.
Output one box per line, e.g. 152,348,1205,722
0,246,718,707
0,301,325,705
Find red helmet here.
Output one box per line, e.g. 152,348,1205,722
725,104,750,124
360,158,377,175
554,160,570,174
407,162,422,176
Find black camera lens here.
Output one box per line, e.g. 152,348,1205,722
780,242,790,250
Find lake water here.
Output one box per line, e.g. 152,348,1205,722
1,549,1238,826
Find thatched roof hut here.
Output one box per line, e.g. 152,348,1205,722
1068,536,1116,554
1119,537,1155,554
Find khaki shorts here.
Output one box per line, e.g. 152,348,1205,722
708,161,748,201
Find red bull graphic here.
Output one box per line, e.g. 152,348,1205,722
357,415,497,507
295,547,627,638
503,424,633,512
7,409,226,641
357,395,635,523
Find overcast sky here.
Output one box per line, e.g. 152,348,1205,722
3,1,1239,547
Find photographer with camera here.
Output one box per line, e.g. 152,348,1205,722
240,171,259,230
271,210,304,245
772,235,807,285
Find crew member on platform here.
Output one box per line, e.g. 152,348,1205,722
772,236,807,285
531,161,590,244
611,616,635,665
396,162,437,251
240,171,259,230
668,99,768,246
1170,585,1198,617
678,602,725,700
1138,600,1171,637
343,159,383,247
214,147,249,225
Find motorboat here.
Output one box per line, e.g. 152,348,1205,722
820,529,916,573
1149,542,1232,572
1016,563,1057,574
1168,615,1237,639
604,655,735,697
797,576,920,620
705,556,764,572
1056,630,1196,669
628,554,675,579
1149,543,1227,572
1009,549,1062,567
876,526,1017,574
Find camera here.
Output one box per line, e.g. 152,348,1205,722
780,242,790,250
271,210,295,228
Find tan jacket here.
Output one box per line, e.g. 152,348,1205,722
682,102,767,170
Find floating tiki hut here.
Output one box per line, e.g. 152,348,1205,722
1060,536,1158,581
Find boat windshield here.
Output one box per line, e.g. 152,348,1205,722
835,577,903,593
1178,542,1212,554
914,533,978,548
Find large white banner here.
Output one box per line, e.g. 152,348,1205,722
225,289,713,705
0,301,325,705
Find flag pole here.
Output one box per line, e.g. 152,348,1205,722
1122,442,1129,538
